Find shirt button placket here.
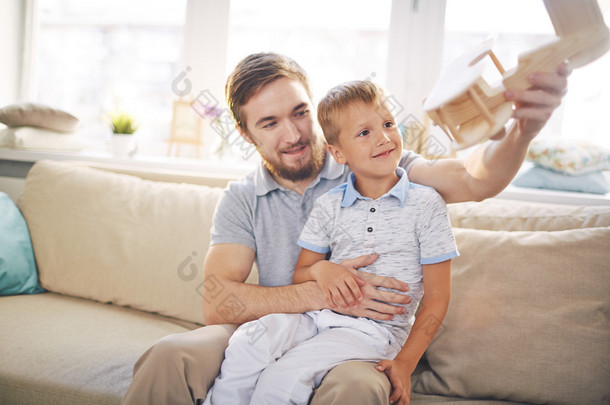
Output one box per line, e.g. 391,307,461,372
364,202,378,249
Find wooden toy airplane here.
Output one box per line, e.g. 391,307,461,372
423,0,610,150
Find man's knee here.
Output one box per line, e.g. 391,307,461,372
155,324,235,370
125,325,236,405
311,361,391,405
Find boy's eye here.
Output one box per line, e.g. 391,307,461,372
384,121,394,128
357,129,370,137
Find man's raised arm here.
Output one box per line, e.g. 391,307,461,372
408,63,571,204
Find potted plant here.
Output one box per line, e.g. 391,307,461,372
108,111,138,157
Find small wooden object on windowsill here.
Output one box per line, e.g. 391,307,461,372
167,99,203,159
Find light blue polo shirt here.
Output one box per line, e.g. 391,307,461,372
297,167,459,344
210,150,423,288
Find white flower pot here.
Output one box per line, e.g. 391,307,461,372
112,134,136,157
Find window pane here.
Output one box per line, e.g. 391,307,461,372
36,0,187,154
226,0,392,104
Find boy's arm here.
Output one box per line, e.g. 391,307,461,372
376,259,451,405
294,248,364,309
294,248,412,320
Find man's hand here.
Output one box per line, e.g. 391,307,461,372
333,254,411,321
376,359,412,405
505,61,571,141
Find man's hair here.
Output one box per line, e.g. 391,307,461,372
317,80,386,145
225,52,313,132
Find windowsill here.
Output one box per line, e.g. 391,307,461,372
495,183,610,206
0,147,256,181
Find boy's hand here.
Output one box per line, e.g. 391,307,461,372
376,359,412,405
310,261,365,308
331,254,412,320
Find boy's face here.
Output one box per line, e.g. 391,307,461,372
237,77,326,182
328,101,402,182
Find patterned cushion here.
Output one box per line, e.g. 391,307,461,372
526,138,610,175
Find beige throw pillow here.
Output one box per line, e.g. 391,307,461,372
18,160,224,324
413,227,610,404
0,103,79,132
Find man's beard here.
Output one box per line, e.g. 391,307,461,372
258,138,327,182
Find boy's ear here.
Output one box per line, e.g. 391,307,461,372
328,143,346,165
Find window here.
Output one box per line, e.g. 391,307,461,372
226,0,393,105
29,0,393,163
33,0,187,156
23,0,609,166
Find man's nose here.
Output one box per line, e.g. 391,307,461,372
284,121,301,143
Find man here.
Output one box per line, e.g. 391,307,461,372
122,53,569,405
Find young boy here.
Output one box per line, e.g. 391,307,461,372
203,80,458,405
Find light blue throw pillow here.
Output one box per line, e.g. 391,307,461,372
513,166,609,195
0,192,44,295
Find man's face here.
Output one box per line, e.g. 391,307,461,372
238,77,326,182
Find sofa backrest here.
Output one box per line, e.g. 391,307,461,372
447,198,610,231
17,160,245,325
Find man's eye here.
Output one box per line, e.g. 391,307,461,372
357,130,369,137
295,109,309,117
263,121,277,129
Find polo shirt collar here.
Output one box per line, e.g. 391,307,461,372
254,151,345,196
341,166,409,208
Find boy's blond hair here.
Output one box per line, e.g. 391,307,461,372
317,80,387,145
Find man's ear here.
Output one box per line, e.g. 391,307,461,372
236,126,255,145
328,143,346,165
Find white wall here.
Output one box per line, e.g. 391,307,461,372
0,0,25,107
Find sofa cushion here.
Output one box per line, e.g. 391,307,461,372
0,192,44,296
526,138,610,175
0,126,87,151
512,165,609,194
0,292,197,405
448,198,610,231
0,102,80,132
17,160,224,324
413,226,610,405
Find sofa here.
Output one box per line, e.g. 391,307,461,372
1,159,608,405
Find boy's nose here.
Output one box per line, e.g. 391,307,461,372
376,131,391,146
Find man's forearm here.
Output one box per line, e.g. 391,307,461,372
202,277,324,325
462,122,530,201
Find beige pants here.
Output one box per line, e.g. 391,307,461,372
121,324,391,405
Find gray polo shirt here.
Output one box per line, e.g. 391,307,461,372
210,150,422,287
297,167,458,344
